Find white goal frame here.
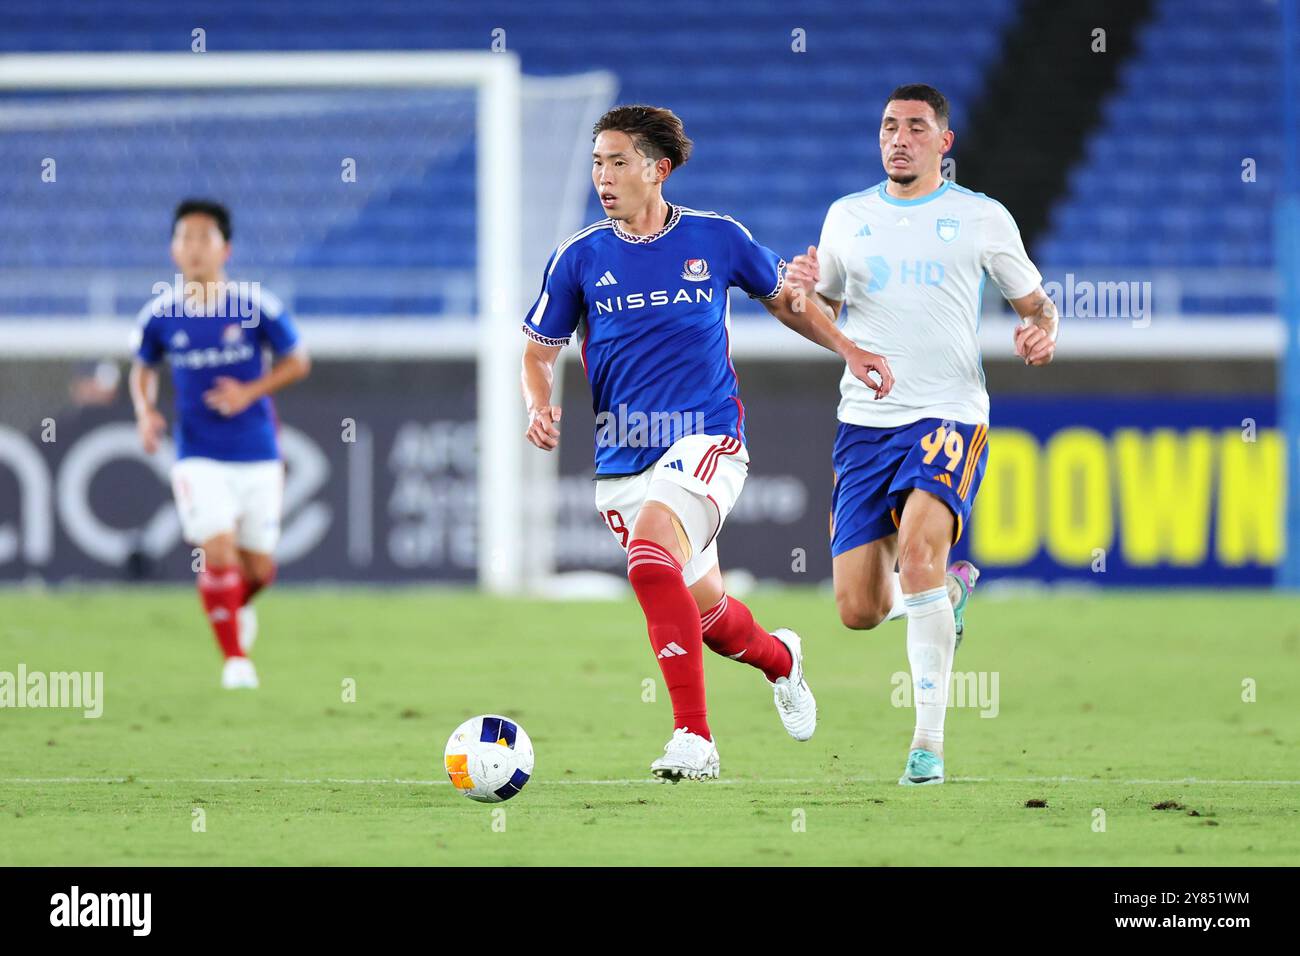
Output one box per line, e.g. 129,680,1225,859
0,51,527,593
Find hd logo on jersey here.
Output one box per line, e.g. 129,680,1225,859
681,259,711,281
936,217,960,243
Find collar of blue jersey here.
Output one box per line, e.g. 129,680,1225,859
611,202,682,244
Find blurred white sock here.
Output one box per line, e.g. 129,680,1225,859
905,585,955,749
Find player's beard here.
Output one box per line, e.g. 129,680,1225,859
887,171,918,185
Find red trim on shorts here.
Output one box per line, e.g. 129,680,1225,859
701,437,740,484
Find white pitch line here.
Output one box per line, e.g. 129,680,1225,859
2,775,1300,787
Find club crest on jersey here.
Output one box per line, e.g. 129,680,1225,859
221,324,244,344
936,217,960,243
681,258,711,282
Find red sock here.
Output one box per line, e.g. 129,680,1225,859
626,539,710,741
243,562,276,605
700,595,794,683
197,566,246,659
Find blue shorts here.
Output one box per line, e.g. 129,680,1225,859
830,417,989,557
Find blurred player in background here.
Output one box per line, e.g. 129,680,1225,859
786,84,1058,785
129,200,311,689
521,106,894,780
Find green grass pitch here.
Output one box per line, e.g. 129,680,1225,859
1,587,1297,866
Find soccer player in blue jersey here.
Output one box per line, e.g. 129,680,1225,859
129,200,311,689
521,106,895,780
786,84,1059,785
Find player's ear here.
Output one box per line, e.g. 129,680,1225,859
940,128,955,154
655,156,673,185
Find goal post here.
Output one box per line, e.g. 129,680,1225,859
0,51,616,594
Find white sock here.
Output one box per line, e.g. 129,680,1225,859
885,572,907,622
904,585,955,750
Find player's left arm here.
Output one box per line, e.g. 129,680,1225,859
760,284,894,399
982,202,1058,367
729,221,893,398
204,297,311,416
1007,287,1058,366
204,348,311,417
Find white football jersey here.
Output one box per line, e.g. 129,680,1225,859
815,179,1041,427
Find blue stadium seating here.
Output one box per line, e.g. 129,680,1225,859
0,0,1023,316
1036,0,1290,283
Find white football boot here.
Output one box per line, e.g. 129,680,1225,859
770,628,817,741
650,728,720,782
237,605,258,654
221,656,259,689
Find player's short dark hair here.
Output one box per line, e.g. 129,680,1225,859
885,84,950,129
593,105,693,171
173,199,231,241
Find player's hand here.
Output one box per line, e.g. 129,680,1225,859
786,245,820,294
1013,321,1056,366
136,407,166,455
203,377,255,416
525,405,562,450
845,347,894,400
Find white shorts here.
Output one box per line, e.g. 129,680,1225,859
171,457,284,554
594,434,749,586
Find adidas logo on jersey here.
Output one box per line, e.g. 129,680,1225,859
657,642,689,659
594,270,618,287
666,459,684,471
855,224,872,237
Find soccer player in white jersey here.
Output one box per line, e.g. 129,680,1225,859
785,84,1059,785
130,200,311,689
521,106,895,780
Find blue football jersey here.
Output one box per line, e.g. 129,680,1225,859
133,283,301,462
522,205,785,476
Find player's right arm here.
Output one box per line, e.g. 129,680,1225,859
784,243,897,398
522,340,563,450
519,242,584,451
129,307,167,454
129,362,166,454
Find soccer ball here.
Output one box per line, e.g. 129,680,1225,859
443,714,534,803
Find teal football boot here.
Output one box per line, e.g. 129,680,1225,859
898,747,945,786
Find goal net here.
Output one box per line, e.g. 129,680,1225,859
0,53,616,591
